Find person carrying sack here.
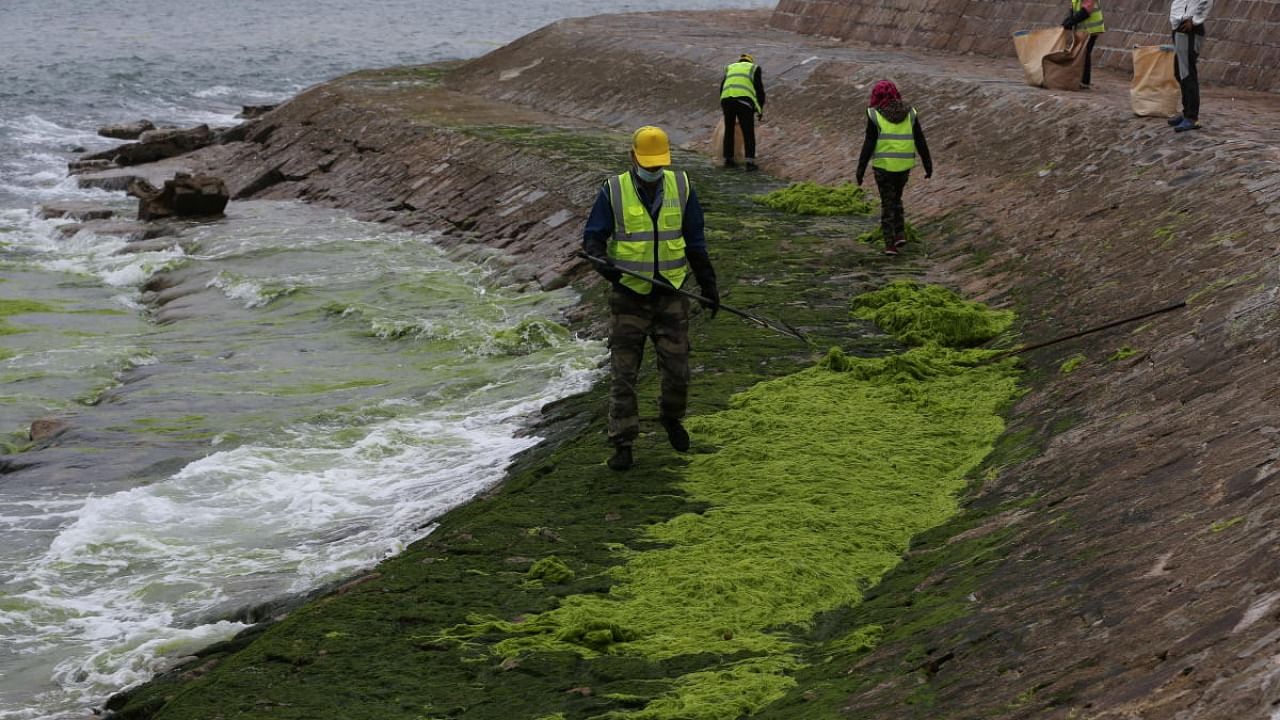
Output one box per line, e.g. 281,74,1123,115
581,126,720,471
856,81,933,256
1061,0,1105,87
719,53,766,171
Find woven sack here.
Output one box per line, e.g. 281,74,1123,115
1013,27,1071,87
1131,45,1179,116
1042,31,1090,91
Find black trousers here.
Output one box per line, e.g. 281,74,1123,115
720,98,756,161
1083,33,1098,85
873,167,910,240
1173,30,1203,120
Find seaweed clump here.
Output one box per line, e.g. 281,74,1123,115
430,283,1021,719
752,182,874,216
851,280,1013,348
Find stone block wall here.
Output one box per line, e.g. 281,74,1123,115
771,0,1280,91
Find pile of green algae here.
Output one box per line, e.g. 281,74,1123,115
105,120,1022,720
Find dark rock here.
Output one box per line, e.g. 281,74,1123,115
76,163,191,192
67,159,114,175
29,417,69,443
236,104,278,119
37,202,115,221
128,173,229,220
98,119,156,140
215,120,259,144
84,125,214,166
58,220,172,242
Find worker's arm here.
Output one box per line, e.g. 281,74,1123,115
913,115,933,178
855,113,878,184
682,188,718,315
582,185,620,283
753,66,766,112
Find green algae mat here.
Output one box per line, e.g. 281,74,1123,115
107,125,1021,720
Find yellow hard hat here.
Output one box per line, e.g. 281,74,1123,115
632,126,670,167
740,53,755,63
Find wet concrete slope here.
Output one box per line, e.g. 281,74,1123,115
161,9,1280,717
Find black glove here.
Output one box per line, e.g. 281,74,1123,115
699,283,720,319
856,173,865,186
684,249,718,318
1063,8,1089,28
582,250,621,284
924,169,933,179
597,257,622,284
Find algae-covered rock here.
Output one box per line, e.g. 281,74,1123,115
489,317,572,356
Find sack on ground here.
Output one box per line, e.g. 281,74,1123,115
1130,45,1179,117
1042,31,1090,91
1013,27,1071,87
710,117,766,164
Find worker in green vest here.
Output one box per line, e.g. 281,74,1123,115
855,80,933,256
719,53,766,171
582,126,720,471
1062,0,1106,87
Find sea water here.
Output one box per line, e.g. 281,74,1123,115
0,1,772,717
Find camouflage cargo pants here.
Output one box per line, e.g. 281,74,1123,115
607,287,690,447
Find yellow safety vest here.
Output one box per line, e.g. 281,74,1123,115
869,107,918,172
1072,0,1106,33
720,61,760,112
606,170,689,295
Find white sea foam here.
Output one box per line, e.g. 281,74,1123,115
2,357,600,714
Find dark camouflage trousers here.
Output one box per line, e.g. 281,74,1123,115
607,287,690,447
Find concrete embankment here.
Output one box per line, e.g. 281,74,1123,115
109,9,1280,719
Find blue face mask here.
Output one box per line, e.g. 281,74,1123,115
634,166,664,183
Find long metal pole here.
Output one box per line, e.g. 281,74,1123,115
578,253,809,343
989,300,1187,359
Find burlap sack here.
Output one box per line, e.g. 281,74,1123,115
1131,45,1180,117
1042,31,1090,91
710,117,766,164
1013,27,1071,87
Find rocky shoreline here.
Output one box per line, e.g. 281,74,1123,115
86,8,1280,719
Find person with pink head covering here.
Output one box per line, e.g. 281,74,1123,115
856,80,933,256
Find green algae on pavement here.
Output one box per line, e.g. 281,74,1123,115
0,298,57,336
434,283,1020,719
751,182,874,216
1059,354,1086,373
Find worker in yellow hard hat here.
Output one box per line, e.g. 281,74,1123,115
719,52,766,170
581,126,719,471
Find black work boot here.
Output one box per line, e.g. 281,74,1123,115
608,445,633,471
659,416,690,452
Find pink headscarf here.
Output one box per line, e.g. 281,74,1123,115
869,80,902,109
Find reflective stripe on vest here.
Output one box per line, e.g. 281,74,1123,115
1072,0,1106,33
720,61,760,112
869,107,918,172
606,170,689,294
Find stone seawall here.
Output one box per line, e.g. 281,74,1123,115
146,9,1280,717
771,0,1280,91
